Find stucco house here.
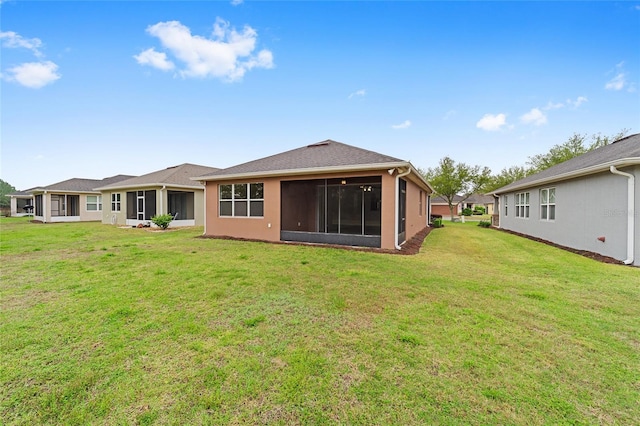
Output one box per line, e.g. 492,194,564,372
194,140,433,250
29,175,134,223
430,195,463,218
8,189,35,217
96,163,219,227
490,133,639,266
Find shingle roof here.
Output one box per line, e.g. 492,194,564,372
96,163,220,190
465,193,494,204
196,140,406,180
492,133,640,194
431,194,464,204
9,188,36,197
32,175,134,193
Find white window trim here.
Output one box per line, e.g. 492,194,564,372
111,193,121,212
219,183,264,218
515,192,530,218
86,195,102,211
540,187,556,221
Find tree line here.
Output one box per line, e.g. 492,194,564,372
422,129,629,219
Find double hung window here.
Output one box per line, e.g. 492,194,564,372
540,188,556,221
515,192,529,218
87,195,102,211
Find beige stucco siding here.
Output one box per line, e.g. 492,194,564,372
101,187,205,227
204,170,430,250
405,180,429,241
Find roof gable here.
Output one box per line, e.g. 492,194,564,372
96,163,220,190
492,133,640,194
196,140,406,180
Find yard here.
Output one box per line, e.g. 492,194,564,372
1,217,639,425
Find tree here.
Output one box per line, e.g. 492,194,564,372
423,157,491,220
0,179,16,209
527,129,629,173
483,165,531,193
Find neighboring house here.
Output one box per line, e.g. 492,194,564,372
490,133,639,266
195,140,433,250
462,193,495,215
29,175,134,223
431,194,464,217
95,163,219,228
8,189,35,217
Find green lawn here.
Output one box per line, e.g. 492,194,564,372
1,217,639,425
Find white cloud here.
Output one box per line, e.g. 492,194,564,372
567,96,588,108
348,89,366,99
476,113,507,131
605,62,632,91
605,72,626,91
134,48,175,71
231,0,243,5
543,101,564,110
520,108,547,126
4,61,60,88
139,18,274,82
0,31,43,57
392,120,411,129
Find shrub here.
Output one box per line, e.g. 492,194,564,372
151,214,174,230
461,208,472,216
478,220,492,228
432,218,443,228
473,206,485,215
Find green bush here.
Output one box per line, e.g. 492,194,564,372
478,220,492,228
151,214,174,230
461,208,472,216
473,206,486,215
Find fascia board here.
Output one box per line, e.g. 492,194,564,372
193,162,411,182
94,183,204,191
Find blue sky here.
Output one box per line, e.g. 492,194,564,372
1,1,639,190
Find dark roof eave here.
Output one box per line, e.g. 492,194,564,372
490,157,640,195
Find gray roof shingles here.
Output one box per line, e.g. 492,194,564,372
493,133,640,194
33,175,135,193
196,140,405,179
96,163,220,190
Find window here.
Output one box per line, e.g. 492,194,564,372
540,188,556,221
515,192,530,218
87,195,102,211
220,183,264,217
111,193,121,212
419,191,423,216
504,195,508,216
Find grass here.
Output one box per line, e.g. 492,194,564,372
1,217,639,425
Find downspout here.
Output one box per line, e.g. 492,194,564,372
394,167,411,250
610,166,635,265
201,181,207,235
43,190,47,223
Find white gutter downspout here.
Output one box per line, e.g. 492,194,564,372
43,190,47,223
394,167,411,250
201,181,207,235
610,166,635,265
